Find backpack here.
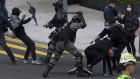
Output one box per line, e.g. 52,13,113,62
9,15,26,30
9,15,21,30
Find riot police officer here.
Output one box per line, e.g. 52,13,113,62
42,11,90,77
40,0,67,64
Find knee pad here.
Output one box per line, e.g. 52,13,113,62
47,50,54,55
48,44,55,50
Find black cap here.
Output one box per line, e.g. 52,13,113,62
53,1,62,7
12,7,21,14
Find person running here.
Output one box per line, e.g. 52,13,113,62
0,14,18,64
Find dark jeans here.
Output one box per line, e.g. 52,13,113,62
17,35,36,60
127,37,136,57
0,35,15,61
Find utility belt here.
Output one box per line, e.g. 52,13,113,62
60,37,70,46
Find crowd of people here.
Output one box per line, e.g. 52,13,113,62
0,0,139,79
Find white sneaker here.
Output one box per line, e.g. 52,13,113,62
31,60,42,65
23,60,29,64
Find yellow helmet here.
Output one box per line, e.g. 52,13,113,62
120,53,136,64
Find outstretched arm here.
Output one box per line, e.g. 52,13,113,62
22,16,32,24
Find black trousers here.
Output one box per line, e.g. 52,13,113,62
0,35,15,61
126,37,136,57
17,35,36,60
103,55,112,75
111,40,127,68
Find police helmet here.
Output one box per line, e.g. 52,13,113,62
72,15,82,23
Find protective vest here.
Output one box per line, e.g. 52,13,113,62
117,74,132,79
59,21,77,43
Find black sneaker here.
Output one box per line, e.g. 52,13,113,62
12,58,18,65
67,68,78,75
77,70,90,77
77,66,90,77
83,67,93,74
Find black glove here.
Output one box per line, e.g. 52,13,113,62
47,22,53,29
81,25,86,29
77,11,83,16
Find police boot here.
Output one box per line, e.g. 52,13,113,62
42,64,53,78
40,56,51,64
77,66,90,77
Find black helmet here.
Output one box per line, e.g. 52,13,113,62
72,15,82,23
12,7,22,16
53,1,63,7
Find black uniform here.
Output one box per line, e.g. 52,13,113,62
119,13,139,56
40,1,67,63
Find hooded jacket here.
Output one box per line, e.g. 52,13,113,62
85,38,111,56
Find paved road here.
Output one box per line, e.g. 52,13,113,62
0,35,140,79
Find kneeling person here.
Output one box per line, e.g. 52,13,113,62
68,38,114,76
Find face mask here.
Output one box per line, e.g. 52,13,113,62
112,4,115,8
127,8,132,12
105,26,110,30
